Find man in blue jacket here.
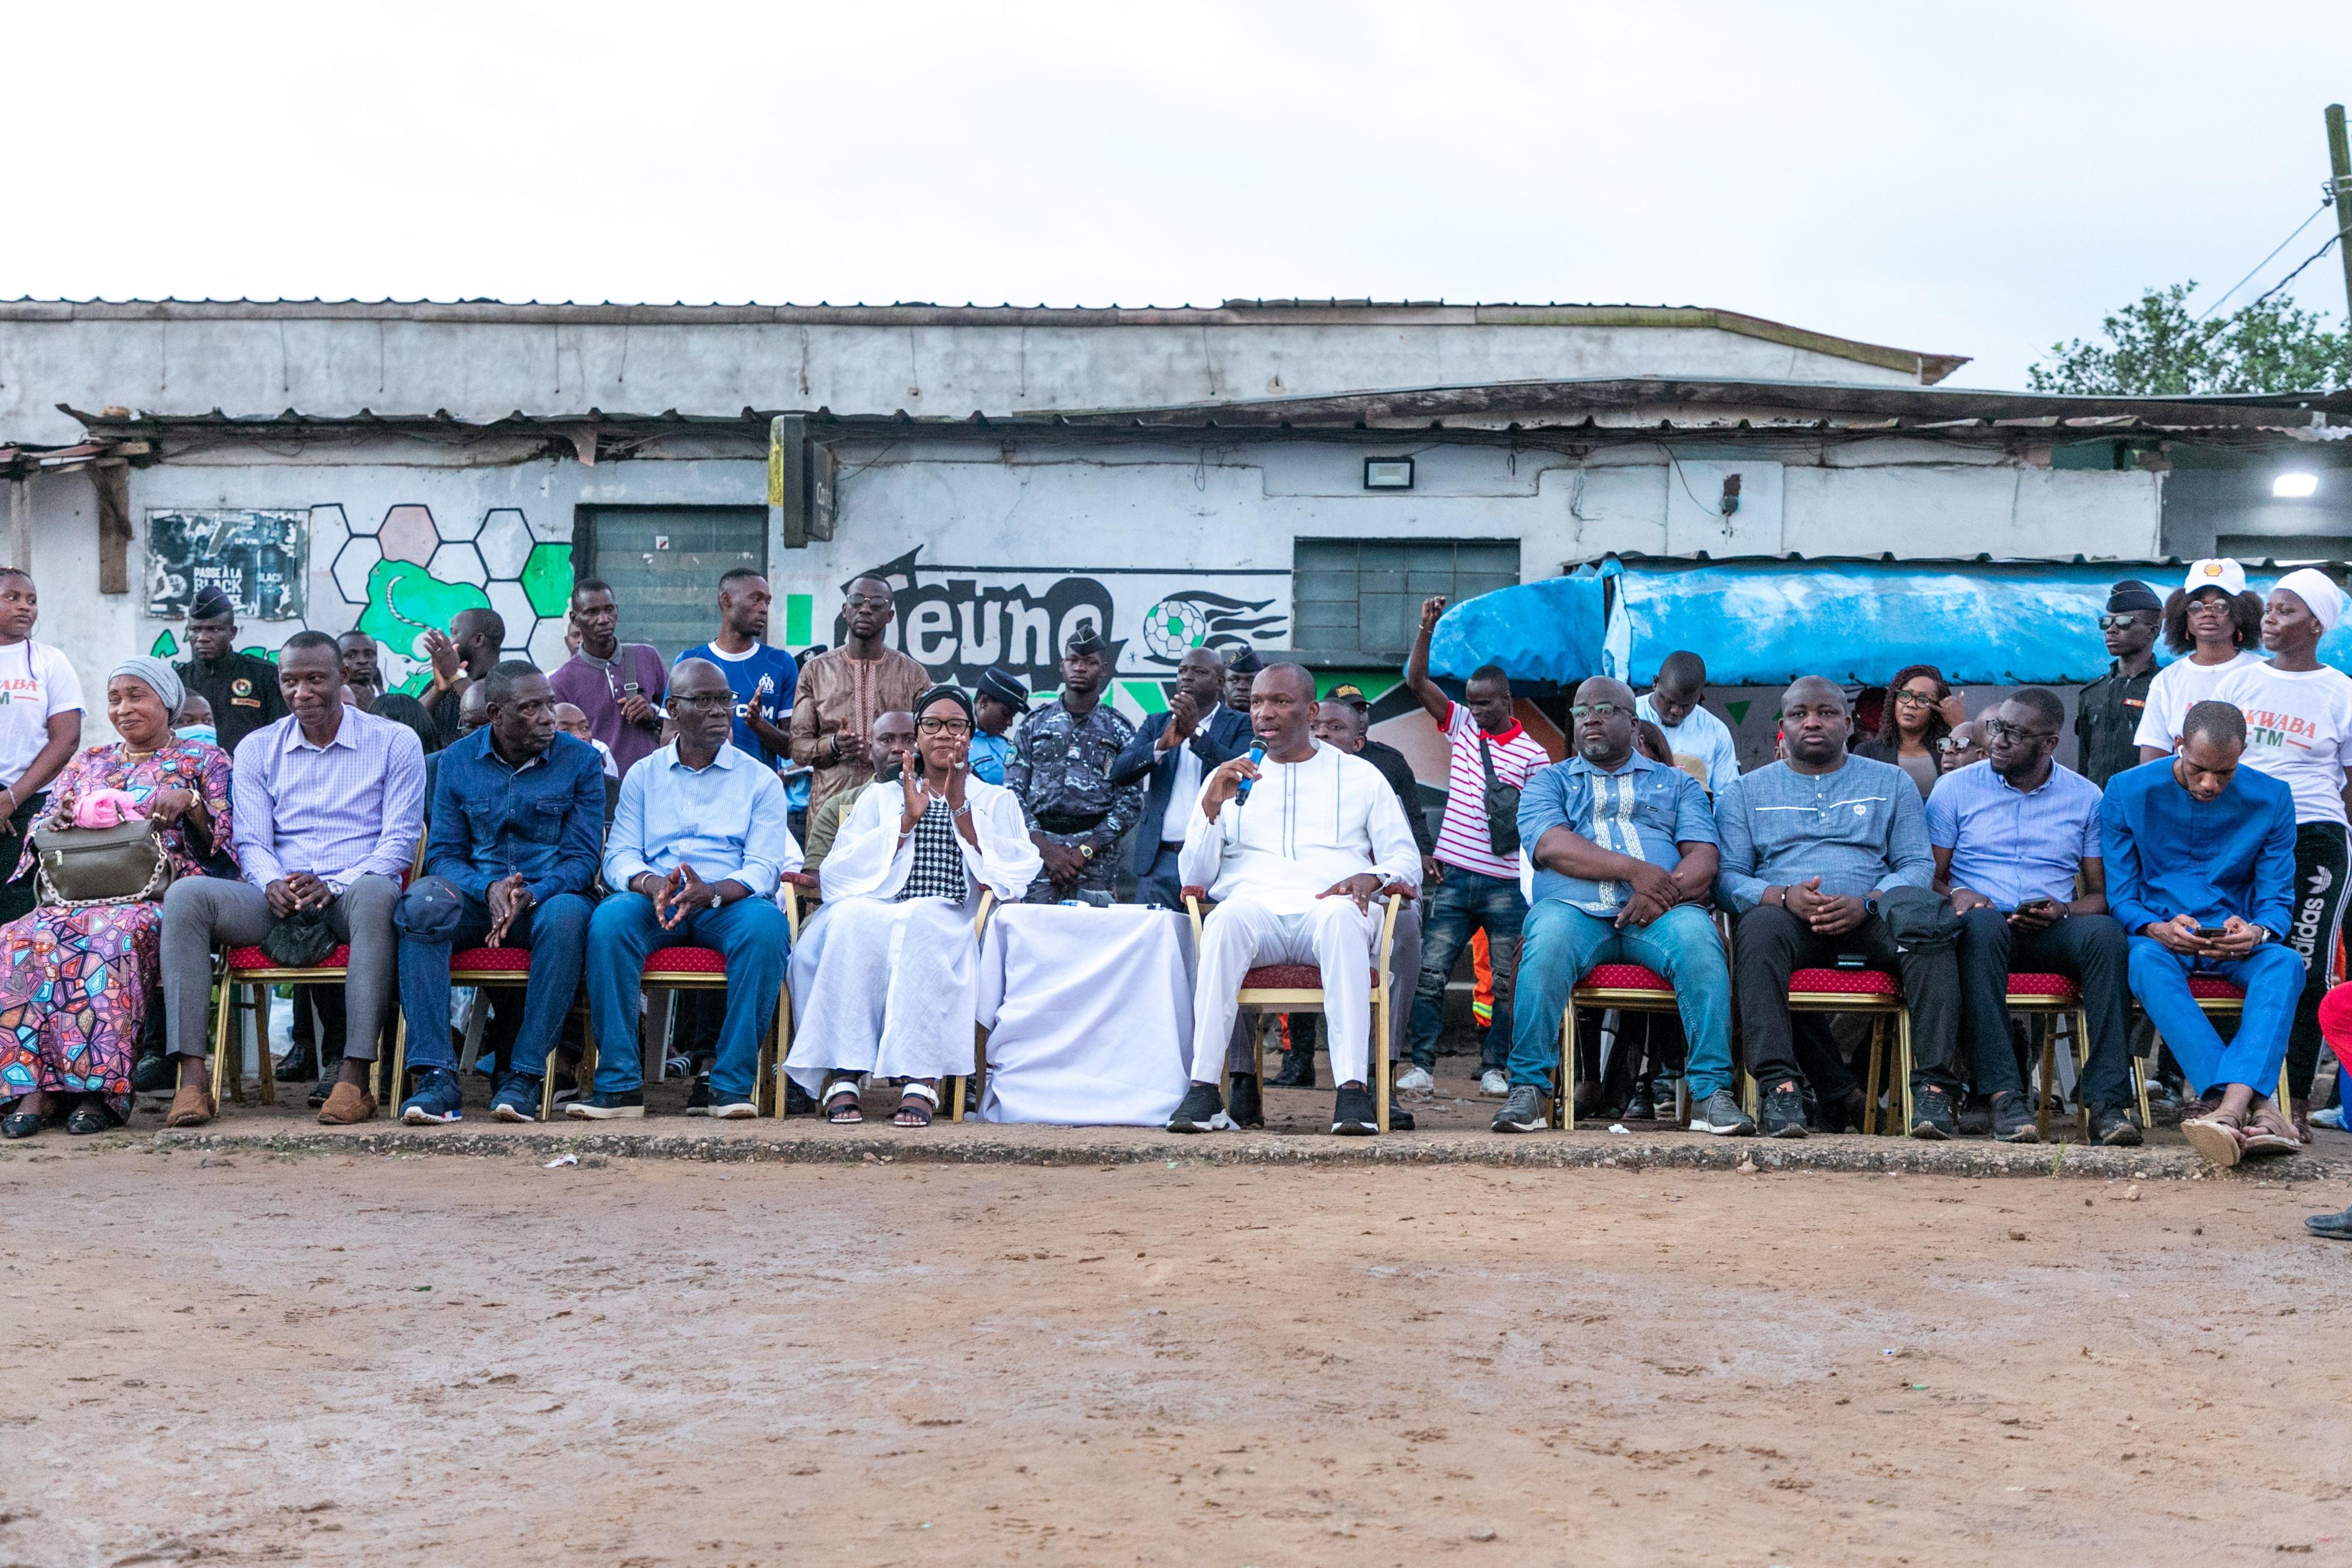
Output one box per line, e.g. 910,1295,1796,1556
1111,647,1251,908
394,661,606,1124
2103,699,2304,1166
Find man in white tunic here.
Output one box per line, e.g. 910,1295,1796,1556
1168,663,1421,1136
785,685,1041,1127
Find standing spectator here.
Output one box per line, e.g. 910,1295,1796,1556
2135,558,2265,762
1005,629,1142,905
174,583,285,757
1854,664,1961,799
2213,568,2352,1138
1222,647,1264,714
1110,647,1250,910
0,569,83,926
549,579,669,778
788,575,927,820
1402,595,1548,1097
337,631,440,755
420,608,505,746
1714,677,1962,1139
2074,580,2163,789
675,569,798,769
969,668,1028,786
1635,649,1740,791
1303,688,1429,1090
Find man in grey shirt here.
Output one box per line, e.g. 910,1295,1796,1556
1714,676,1961,1140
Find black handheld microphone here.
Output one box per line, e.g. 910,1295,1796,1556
1234,741,1267,803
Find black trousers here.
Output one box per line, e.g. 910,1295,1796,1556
0,792,46,925
2285,822,2351,1101
1733,903,1961,1090
1955,907,2133,1112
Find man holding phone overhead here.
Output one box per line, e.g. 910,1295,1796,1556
1927,688,2138,1146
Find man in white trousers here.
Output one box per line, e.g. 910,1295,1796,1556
1167,662,1421,1136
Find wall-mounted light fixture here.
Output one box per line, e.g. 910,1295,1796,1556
1364,458,1414,490
2275,471,2320,499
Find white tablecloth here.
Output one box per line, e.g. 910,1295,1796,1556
974,904,1194,1125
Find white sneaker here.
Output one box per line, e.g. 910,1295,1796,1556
1393,1065,1435,1095
2314,1104,2345,1130
1480,1068,1510,1098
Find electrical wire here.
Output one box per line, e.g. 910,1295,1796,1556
2195,199,2333,322
2237,220,2352,315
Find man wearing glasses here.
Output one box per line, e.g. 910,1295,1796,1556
1927,688,2141,1145
1494,677,1750,1136
2074,581,2164,789
788,575,928,821
570,659,800,1120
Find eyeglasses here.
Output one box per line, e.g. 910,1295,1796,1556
917,717,972,736
1891,688,1940,708
2098,614,2148,631
1981,718,2056,744
845,594,893,610
1568,701,1626,719
1935,735,1976,753
670,694,734,713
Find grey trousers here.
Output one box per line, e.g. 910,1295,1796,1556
161,874,401,1062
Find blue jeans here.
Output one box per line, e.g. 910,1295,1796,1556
393,876,591,1078
1409,867,1525,1071
2128,938,2302,1097
1507,900,1733,1099
586,893,790,1099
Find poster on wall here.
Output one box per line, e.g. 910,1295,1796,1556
145,509,309,621
837,547,1289,691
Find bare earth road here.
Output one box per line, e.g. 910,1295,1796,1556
7,1148,2350,1567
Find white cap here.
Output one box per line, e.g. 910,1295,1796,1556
2183,558,2247,597
2276,567,2345,634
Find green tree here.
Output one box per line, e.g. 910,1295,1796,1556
2027,280,2352,395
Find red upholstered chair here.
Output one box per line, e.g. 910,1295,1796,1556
1736,967,1913,1136
211,943,353,1107
2002,972,2156,1140
1557,964,1687,1131
1183,883,1412,1132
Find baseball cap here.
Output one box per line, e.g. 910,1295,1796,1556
2182,558,2247,598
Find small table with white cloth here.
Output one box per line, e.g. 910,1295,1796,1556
973,903,1194,1125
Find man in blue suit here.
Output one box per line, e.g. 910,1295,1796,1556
1112,647,1252,907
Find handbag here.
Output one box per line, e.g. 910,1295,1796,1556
261,908,340,968
1477,735,1522,857
32,816,175,908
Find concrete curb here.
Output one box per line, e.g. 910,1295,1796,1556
143,1123,2352,1182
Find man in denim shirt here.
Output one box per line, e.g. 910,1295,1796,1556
1495,678,1751,1136
394,661,606,1124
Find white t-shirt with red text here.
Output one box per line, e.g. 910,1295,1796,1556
0,640,83,794
1433,702,1550,881
2212,661,2352,827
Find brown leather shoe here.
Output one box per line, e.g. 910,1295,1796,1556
317,1081,377,1125
163,1085,215,1128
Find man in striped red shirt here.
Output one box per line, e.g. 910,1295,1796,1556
1403,595,1551,1096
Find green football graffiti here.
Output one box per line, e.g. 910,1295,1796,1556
357,559,491,694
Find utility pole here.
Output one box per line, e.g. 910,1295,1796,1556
2327,105,2352,326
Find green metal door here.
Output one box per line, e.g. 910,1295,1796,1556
577,506,769,659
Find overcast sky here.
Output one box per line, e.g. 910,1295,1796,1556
11,2,2352,388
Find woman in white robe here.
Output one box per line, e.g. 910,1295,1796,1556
786,685,1040,1125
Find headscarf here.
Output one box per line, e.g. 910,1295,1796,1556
109,655,185,718
2276,568,2345,634
913,683,976,731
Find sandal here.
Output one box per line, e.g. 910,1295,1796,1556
2180,1106,2247,1168
2242,1102,2303,1158
823,1076,864,1125
894,1081,937,1129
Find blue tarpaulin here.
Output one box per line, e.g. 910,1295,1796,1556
1426,557,2352,689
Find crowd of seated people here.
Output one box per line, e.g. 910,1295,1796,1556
0,560,2344,1175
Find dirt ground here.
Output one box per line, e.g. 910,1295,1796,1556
8,1147,2351,1568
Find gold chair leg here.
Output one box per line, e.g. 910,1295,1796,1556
2035,1021,2055,1142
1862,1015,1884,1136
1562,1007,1578,1132
387,1012,408,1115
2073,1010,2094,1139
1897,1011,1916,1133
209,974,234,1107
253,984,275,1107
1373,991,1390,1133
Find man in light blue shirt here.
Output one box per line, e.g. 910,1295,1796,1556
571,659,801,1121
1714,677,1960,1139
1926,687,2139,1147
1495,677,1750,1137
1634,649,1741,792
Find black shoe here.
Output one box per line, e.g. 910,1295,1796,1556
783,1077,818,1116
1490,1084,1549,1133
134,1052,174,1094
550,1068,580,1106
1822,1086,1869,1135
1909,1084,1957,1141
1269,1051,1316,1089
2091,1104,2143,1147
307,1078,336,1109
564,1089,645,1120
1759,1080,1808,1139
1167,1082,1224,1133
2305,1205,2352,1240
684,1074,715,1116
1799,1079,1822,1132
1387,1106,1415,1131
274,1043,316,1082
1331,1082,1378,1136
1991,1090,2039,1143
1624,1078,1655,1121
1227,1072,1265,1129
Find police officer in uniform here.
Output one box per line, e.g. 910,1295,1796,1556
2073,579,2161,789
175,584,288,755
1004,626,1143,904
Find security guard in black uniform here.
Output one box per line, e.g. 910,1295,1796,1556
2072,579,2161,789
174,584,287,755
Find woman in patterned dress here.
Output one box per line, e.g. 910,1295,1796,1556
0,656,234,1137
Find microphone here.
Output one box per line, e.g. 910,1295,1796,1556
1235,741,1267,803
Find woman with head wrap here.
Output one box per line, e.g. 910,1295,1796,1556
0,656,235,1137
2210,568,2352,1144
784,684,1040,1127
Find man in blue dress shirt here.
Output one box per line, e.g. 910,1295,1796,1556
394,661,605,1125
569,659,801,1121
2102,699,2303,1166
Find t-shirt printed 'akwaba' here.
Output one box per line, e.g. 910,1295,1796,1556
2132,649,2265,752
2211,661,2352,827
0,639,85,793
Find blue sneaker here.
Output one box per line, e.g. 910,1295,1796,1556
400,1067,464,1125
490,1072,541,1123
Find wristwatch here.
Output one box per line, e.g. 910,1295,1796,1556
1078,843,1096,861
2247,923,2275,945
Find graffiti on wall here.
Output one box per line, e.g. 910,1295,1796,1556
145,510,309,621
144,503,576,694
